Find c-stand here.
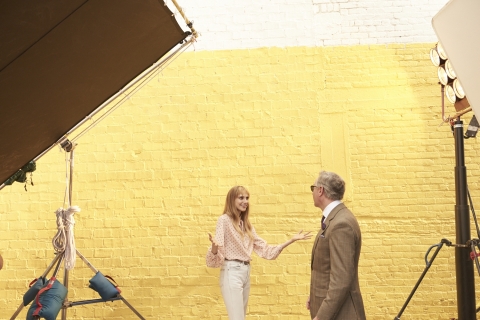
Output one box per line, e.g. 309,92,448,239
10,142,145,319
395,120,479,320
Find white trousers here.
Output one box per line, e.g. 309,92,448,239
220,260,251,320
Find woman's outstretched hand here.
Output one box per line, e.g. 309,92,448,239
280,230,313,250
291,230,312,242
208,233,219,254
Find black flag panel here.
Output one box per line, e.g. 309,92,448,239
0,0,189,184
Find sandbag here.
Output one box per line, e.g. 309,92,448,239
23,277,46,306
89,271,121,300
26,278,67,320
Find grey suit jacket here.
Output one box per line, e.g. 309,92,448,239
310,203,366,320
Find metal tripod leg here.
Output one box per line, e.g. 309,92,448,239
118,295,146,320
60,268,69,319
10,252,64,320
10,303,24,320
74,250,146,319
76,250,98,273
394,239,450,320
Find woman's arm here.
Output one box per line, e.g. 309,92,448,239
253,229,312,259
206,235,225,267
206,217,226,268
209,233,219,254
278,230,312,251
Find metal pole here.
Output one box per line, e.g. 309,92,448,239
76,250,99,274
61,149,75,320
119,296,146,320
453,120,476,319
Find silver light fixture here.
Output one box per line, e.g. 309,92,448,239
436,41,448,60
437,66,450,85
445,60,457,79
430,48,443,67
453,79,466,99
445,83,457,104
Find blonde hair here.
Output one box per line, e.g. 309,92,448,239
223,186,254,239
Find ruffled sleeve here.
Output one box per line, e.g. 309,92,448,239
206,216,226,268
252,226,282,260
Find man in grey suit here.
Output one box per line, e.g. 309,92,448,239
307,171,366,320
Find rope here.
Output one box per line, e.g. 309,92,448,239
52,206,80,270
63,151,71,207
52,149,78,270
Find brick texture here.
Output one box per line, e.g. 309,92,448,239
169,0,449,50
1,44,480,319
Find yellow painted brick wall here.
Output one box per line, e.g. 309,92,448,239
1,44,480,319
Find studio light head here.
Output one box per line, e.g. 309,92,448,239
430,41,470,112
432,0,480,119
430,42,447,67
437,65,449,86
452,79,465,100
445,60,456,79
445,84,457,104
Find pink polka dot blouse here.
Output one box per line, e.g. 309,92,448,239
206,214,283,268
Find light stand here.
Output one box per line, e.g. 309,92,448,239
394,120,478,320
429,35,478,318
453,119,476,319
10,141,145,319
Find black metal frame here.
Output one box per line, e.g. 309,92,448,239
395,120,478,320
453,119,477,319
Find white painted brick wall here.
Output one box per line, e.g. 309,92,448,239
169,0,449,51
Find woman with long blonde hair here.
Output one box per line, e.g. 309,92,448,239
207,186,311,320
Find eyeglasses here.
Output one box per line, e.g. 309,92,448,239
310,185,316,192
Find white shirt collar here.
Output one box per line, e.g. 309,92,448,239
322,200,342,221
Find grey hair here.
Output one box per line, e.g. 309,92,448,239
315,171,345,201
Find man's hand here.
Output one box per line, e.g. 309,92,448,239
307,296,319,320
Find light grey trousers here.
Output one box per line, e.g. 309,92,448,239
220,260,251,320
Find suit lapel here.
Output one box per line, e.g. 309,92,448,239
311,229,322,269
324,203,345,229
311,204,346,269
